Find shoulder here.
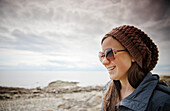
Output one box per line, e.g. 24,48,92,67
147,83,170,111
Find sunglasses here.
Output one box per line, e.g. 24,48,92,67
99,48,127,62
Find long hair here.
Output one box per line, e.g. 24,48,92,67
101,37,146,111
102,62,145,111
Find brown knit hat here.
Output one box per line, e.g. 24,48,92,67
102,25,159,72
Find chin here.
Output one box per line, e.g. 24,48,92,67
109,74,119,80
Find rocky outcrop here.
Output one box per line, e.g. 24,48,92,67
0,80,104,100
0,80,104,111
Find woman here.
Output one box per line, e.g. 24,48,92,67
99,25,170,111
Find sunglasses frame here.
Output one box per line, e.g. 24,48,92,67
99,48,127,62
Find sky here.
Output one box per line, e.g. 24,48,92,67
0,0,170,71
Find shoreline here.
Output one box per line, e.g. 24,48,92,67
0,80,104,111
0,74,169,89
0,74,169,100
0,80,104,100
0,75,169,111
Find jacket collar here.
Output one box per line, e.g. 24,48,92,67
119,72,159,111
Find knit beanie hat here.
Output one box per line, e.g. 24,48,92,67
102,25,159,72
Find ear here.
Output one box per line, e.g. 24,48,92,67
132,58,135,62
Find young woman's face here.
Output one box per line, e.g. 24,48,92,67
101,37,133,80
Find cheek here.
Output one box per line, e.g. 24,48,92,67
122,62,132,71
114,58,132,72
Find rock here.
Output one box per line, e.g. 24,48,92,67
160,75,170,87
89,106,101,111
77,108,88,111
48,80,78,88
0,94,12,100
42,109,53,111
87,95,102,106
31,89,42,94
36,87,42,90
57,103,71,109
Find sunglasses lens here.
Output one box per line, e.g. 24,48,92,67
105,48,114,61
99,48,114,62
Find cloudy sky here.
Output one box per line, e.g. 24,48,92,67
0,0,169,71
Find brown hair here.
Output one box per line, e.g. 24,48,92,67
102,62,145,111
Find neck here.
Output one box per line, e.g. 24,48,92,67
119,77,135,101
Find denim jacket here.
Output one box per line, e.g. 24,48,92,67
101,72,170,111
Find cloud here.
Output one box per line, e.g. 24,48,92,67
0,0,169,71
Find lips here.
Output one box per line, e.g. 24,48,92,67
107,66,116,71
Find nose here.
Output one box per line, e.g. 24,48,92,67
101,57,110,65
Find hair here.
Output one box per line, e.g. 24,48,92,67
101,37,145,111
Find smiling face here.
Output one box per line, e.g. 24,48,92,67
101,36,133,81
